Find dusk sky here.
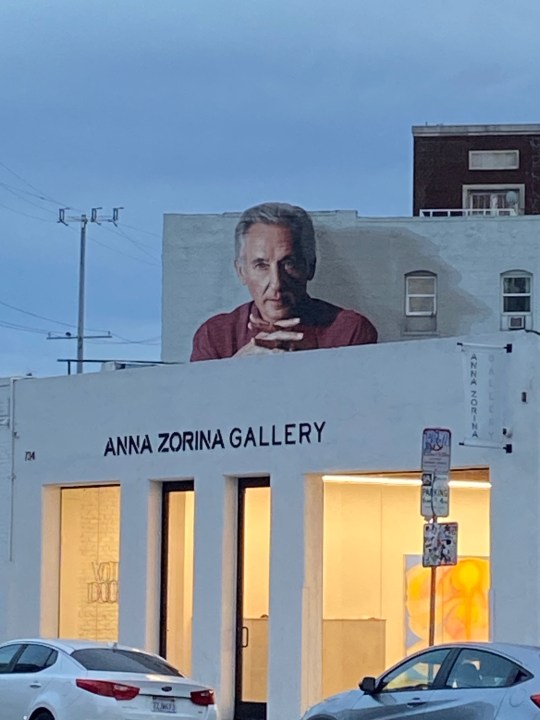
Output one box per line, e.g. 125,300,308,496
1,0,539,377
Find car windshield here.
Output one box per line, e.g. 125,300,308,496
71,648,182,676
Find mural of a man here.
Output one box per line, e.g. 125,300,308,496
190,202,377,361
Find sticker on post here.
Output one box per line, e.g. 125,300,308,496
422,522,458,567
421,428,451,475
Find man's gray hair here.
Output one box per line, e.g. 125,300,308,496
234,202,316,280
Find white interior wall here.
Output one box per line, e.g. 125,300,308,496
323,481,490,672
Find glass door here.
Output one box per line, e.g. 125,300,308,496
235,478,270,720
160,481,195,675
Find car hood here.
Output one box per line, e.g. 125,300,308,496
303,689,360,719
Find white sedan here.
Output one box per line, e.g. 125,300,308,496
302,641,540,720
0,637,219,720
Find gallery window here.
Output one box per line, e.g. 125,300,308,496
58,485,120,641
321,469,490,700
405,272,437,317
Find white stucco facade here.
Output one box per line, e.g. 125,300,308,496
1,331,540,720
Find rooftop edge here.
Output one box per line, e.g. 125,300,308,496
412,123,540,137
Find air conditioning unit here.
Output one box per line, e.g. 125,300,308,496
507,315,526,330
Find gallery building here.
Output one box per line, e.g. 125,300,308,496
0,327,539,720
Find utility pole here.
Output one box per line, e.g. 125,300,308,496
57,207,123,374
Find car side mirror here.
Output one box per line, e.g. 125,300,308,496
359,676,377,694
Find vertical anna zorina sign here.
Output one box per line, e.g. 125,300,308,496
459,342,509,448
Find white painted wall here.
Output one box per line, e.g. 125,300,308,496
1,333,540,720
162,212,540,362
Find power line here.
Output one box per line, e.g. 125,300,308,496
0,300,160,345
0,310,160,342
113,333,161,343
101,223,160,260
0,298,113,335
0,182,58,215
0,319,51,335
122,222,161,238
0,158,72,208
88,336,161,346
0,181,60,204
0,199,55,223
0,299,79,329
89,232,160,267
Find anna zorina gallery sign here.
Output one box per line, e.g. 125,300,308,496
103,420,327,457
459,341,509,448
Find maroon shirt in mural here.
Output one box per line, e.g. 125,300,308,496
190,298,377,361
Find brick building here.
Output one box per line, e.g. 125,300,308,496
413,123,540,217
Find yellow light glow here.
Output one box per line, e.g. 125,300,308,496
322,475,491,489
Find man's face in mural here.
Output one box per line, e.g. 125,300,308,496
235,223,310,324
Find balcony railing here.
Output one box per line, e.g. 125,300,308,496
420,207,518,218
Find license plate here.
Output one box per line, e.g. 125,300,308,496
152,697,176,713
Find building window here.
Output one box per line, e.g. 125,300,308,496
501,272,531,314
469,150,519,171
462,184,524,215
405,273,437,316
58,486,120,641
321,469,490,699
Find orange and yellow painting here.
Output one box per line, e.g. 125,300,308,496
405,556,490,654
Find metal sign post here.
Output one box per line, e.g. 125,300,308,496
429,565,436,646
420,428,456,646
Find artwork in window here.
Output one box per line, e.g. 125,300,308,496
404,556,489,655
59,486,120,641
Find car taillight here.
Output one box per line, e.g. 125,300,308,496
531,695,540,708
191,689,215,706
76,678,140,701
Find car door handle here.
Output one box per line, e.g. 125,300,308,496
29,682,42,689
406,698,426,707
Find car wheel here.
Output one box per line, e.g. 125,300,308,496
31,712,54,720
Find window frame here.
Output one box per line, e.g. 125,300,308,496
0,644,24,674
444,648,529,690
462,183,524,214
71,647,182,676
405,272,437,317
10,643,58,674
378,647,452,694
468,150,519,171
501,271,532,316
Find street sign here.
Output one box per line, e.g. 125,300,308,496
422,522,458,567
420,471,449,518
421,428,452,476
